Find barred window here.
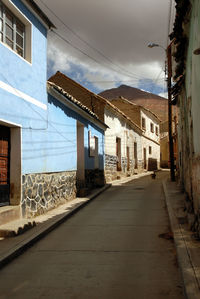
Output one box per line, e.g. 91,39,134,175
0,1,25,58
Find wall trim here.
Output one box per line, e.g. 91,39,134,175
0,81,47,110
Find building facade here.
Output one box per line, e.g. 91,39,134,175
0,1,106,219
48,72,107,195
0,0,54,219
104,105,143,182
171,0,200,233
110,97,160,171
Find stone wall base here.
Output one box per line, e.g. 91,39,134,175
105,154,144,182
84,169,105,190
22,171,76,218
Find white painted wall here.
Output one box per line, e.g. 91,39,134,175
104,107,142,162
141,136,160,165
141,110,160,144
140,109,160,166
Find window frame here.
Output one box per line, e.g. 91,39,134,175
155,126,159,136
142,117,146,130
0,2,25,58
150,122,154,133
0,0,32,63
149,146,152,155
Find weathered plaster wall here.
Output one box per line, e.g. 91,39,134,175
141,110,160,144
104,107,143,181
177,0,200,235
141,136,160,170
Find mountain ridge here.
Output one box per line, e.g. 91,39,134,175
99,85,168,122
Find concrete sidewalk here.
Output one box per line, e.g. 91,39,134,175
0,171,151,269
163,179,200,299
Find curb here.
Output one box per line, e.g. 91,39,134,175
162,179,200,299
0,184,111,269
0,172,154,269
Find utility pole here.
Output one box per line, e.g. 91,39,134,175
167,44,175,181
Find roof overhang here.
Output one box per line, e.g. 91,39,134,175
47,84,108,131
22,0,56,29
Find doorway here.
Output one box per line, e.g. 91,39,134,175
116,137,121,171
0,125,10,206
143,147,147,169
127,146,130,171
134,142,138,169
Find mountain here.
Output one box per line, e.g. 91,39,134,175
99,85,168,122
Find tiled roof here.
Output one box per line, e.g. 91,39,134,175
48,72,142,133
111,96,161,123
47,81,100,120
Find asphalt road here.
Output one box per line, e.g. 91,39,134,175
0,172,184,299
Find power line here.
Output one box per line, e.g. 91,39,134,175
81,76,164,83
40,0,144,80
51,30,144,80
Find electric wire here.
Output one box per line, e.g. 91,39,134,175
40,0,145,80
51,30,144,80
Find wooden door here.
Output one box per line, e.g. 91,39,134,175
134,142,138,169
0,125,10,206
143,148,147,169
116,138,121,171
127,146,130,171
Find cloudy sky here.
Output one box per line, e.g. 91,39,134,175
35,0,175,97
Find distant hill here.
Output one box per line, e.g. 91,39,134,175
99,85,168,122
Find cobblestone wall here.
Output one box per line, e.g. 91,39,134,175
105,154,143,182
22,171,76,218
105,154,118,182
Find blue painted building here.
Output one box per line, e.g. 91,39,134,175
0,0,106,218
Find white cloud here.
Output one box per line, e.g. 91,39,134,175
158,92,168,99
39,0,175,93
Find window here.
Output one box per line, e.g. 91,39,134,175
149,146,152,155
0,1,25,58
150,122,154,133
142,117,146,130
155,126,159,135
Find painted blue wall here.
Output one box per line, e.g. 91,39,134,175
0,0,104,175
22,94,104,174
0,0,47,105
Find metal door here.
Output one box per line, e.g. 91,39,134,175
0,125,10,206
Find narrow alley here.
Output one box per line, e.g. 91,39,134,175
0,172,184,299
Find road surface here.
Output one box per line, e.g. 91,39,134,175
0,172,184,298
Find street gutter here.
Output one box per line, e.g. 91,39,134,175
162,179,200,299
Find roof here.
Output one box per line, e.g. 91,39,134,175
48,72,142,133
23,0,55,29
47,81,100,120
110,96,161,123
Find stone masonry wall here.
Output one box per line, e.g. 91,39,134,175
105,154,144,182
84,169,105,190
105,154,118,182
22,171,76,218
